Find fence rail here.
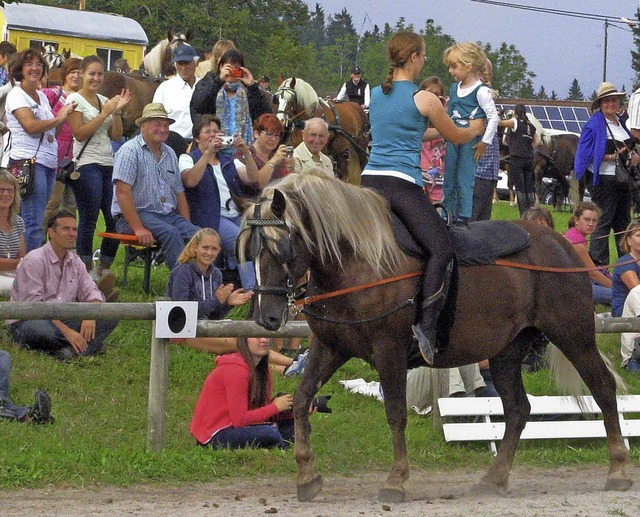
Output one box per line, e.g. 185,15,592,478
0,302,634,451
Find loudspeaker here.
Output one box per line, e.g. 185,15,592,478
155,301,198,338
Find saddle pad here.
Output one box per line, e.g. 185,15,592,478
391,215,530,267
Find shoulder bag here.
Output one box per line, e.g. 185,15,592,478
606,120,631,186
8,133,43,197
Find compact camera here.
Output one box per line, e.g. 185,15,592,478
285,145,294,157
230,67,244,78
220,136,234,147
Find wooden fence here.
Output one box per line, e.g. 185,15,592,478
0,303,634,451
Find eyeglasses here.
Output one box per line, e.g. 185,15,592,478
200,128,222,136
26,61,44,69
261,131,282,138
0,188,15,195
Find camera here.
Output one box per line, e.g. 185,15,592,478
230,67,243,78
220,136,234,147
285,145,294,157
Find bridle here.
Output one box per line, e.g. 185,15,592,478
244,200,298,310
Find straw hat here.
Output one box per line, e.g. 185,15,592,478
135,103,176,127
591,82,626,111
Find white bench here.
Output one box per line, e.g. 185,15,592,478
438,394,640,455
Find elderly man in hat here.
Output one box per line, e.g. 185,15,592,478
112,103,199,270
575,82,639,265
152,45,200,141
335,66,370,108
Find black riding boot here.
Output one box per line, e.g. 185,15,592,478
412,259,454,365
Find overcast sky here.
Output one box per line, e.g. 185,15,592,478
305,0,640,98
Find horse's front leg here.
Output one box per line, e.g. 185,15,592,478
294,338,348,502
374,338,410,503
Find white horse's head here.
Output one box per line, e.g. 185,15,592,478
275,77,320,125
143,30,191,78
42,44,66,69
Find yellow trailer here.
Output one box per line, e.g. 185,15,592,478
0,3,148,69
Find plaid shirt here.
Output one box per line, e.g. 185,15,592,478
475,133,499,181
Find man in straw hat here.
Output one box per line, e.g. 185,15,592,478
111,103,199,269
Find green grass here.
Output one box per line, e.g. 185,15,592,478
0,202,636,489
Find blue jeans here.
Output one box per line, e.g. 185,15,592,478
593,282,612,306
9,319,118,356
207,419,294,449
71,164,118,267
22,163,55,251
444,138,479,220
115,211,199,270
0,350,30,420
219,215,255,289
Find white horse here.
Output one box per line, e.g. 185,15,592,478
142,30,191,78
41,44,70,69
275,77,327,125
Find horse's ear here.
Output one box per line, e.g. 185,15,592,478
167,30,174,42
290,77,296,89
185,30,192,42
272,190,286,219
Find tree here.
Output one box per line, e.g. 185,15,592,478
325,8,358,79
535,85,548,100
301,3,326,49
567,78,584,101
630,8,640,89
485,42,536,98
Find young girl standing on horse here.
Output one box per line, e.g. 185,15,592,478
361,31,484,364
442,42,499,229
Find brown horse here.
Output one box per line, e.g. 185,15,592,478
240,171,631,504
99,72,161,137
275,77,369,184
534,133,581,209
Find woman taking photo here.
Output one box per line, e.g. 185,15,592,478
564,201,612,305
189,48,271,140
243,113,292,197
179,114,259,290
361,31,484,364
5,49,75,251
575,82,638,266
66,55,130,281
191,336,295,450
0,170,25,296
42,57,82,221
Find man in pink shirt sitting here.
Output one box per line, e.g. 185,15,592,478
8,209,118,361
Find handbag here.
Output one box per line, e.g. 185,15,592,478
8,133,43,197
614,155,631,185
56,96,101,184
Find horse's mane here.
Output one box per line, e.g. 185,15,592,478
143,33,188,78
526,112,551,148
283,78,321,115
245,171,404,277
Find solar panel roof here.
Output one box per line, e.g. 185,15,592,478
496,102,591,135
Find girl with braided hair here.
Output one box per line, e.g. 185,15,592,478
361,31,484,364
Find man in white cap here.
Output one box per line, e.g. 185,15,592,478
112,103,199,269
152,45,200,141
335,66,370,108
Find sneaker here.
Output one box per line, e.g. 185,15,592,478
626,358,640,373
54,346,75,362
0,398,14,420
30,390,53,425
451,220,469,231
284,349,309,377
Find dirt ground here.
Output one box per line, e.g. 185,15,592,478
2,465,640,516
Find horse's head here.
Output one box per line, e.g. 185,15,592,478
240,189,310,331
275,77,299,126
42,44,66,69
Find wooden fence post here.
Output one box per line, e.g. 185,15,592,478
147,322,169,452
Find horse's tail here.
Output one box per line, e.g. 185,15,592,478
547,343,626,410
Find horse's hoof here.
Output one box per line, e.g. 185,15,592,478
469,480,507,496
604,477,633,492
297,474,323,502
377,487,405,503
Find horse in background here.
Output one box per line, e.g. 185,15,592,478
534,132,580,210
242,171,631,503
275,77,369,184
42,44,70,69
142,30,190,78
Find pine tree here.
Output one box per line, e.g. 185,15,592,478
567,79,584,101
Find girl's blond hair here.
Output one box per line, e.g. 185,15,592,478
177,228,220,265
443,42,488,83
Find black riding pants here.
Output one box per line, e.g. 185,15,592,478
361,175,454,299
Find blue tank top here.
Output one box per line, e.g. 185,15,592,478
448,82,487,128
363,81,428,186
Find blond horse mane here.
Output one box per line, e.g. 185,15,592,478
279,77,324,116
241,171,405,277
